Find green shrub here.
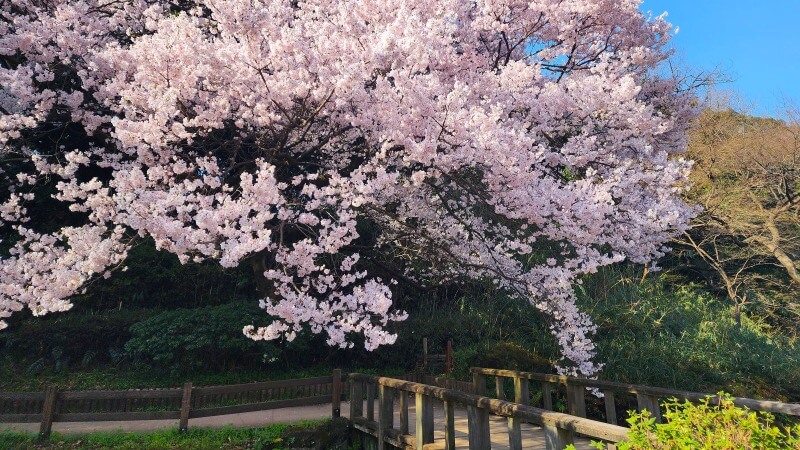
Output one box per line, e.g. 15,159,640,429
124,301,281,372
616,394,800,449
451,342,551,380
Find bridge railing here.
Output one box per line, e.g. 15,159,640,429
470,367,800,425
349,373,629,450
0,369,347,439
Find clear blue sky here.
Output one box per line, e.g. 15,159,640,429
639,0,800,116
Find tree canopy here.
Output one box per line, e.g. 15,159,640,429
0,0,696,376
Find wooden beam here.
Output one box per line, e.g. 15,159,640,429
179,382,192,433
331,369,342,418
541,382,554,410
415,392,434,448
443,400,456,450
495,377,505,400
507,416,522,450
350,381,363,418
399,390,409,435
513,377,529,406
603,390,617,425
38,386,58,440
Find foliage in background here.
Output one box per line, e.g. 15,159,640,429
676,106,800,332
617,394,800,449
124,302,281,372
579,266,800,400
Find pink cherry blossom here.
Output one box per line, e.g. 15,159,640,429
0,0,696,376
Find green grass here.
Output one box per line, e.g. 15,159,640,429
0,422,323,449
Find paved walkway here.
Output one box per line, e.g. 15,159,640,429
0,402,342,435
1,400,596,449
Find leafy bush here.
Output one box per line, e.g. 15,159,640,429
615,394,800,449
578,266,800,400
124,302,281,372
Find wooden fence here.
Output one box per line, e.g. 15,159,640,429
470,367,800,425
349,373,629,450
0,370,346,439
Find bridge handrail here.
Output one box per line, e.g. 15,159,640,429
349,372,629,449
470,367,800,420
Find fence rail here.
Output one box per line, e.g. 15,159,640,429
0,370,346,438
470,367,800,425
349,373,629,450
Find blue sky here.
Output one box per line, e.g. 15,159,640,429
639,0,800,116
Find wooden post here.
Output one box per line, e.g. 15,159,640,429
513,377,529,406
399,390,409,434
507,416,522,450
543,422,573,450
603,390,618,425
422,337,429,371
350,380,364,418
331,369,342,418
542,382,554,410
38,385,58,440
566,384,586,418
472,372,486,396
467,405,491,450
495,377,505,400
637,393,662,423
179,382,192,433
366,383,376,421
415,393,434,449
444,400,456,450
445,339,454,375
377,385,394,450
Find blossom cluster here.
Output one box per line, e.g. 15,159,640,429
0,0,696,375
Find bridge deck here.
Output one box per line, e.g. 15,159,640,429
364,398,595,450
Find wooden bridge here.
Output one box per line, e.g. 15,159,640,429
2,368,799,449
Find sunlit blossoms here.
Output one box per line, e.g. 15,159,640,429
0,0,696,375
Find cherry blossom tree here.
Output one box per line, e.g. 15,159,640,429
0,0,696,376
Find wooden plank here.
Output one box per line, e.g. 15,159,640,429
399,390,409,435
567,384,587,418
0,392,46,402
415,392,434,449
543,421,573,450
366,383,376,421
495,377,505,400
0,413,42,423
179,383,192,433
377,385,393,450
56,411,180,422
331,369,342,418
542,382,554,410
192,376,333,396
60,389,182,400
443,400,456,450
514,377,530,406
466,405,490,450
350,381,363,418
39,386,58,439
603,390,618,425
636,393,662,423
472,372,486,396
507,416,522,450
189,395,331,419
